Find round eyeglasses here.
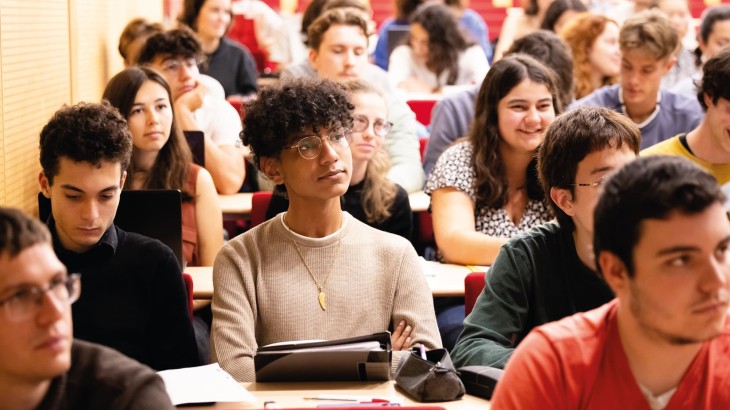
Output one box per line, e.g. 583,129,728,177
352,114,392,138
0,273,81,323
284,129,353,160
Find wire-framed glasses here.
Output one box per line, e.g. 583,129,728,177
352,114,392,138
0,273,81,322
570,176,606,188
284,129,353,159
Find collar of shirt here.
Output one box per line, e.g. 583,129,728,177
47,216,118,260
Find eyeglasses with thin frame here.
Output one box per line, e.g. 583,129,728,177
284,129,353,160
570,175,606,188
160,58,200,75
0,274,81,323
352,114,393,138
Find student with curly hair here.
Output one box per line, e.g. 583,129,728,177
210,77,441,382
178,0,258,98
38,102,199,371
103,67,223,267
559,13,620,100
266,79,412,240
388,3,488,93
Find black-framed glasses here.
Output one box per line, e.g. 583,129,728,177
352,114,392,138
570,176,606,188
284,129,353,159
0,274,81,323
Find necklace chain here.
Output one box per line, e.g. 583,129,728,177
284,214,343,311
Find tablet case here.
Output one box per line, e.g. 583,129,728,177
457,365,503,400
254,332,392,382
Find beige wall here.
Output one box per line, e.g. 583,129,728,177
0,0,162,214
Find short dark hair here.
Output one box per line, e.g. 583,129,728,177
594,156,724,277
0,207,51,258
697,47,730,110
698,5,730,62
137,27,203,65
39,102,132,185
241,77,354,169
538,106,641,231
506,30,575,110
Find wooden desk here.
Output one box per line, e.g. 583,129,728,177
220,191,430,218
220,193,254,219
187,261,482,300
197,380,489,409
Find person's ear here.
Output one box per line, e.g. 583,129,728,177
663,56,676,74
260,156,285,185
120,170,128,189
704,92,713,109
550,187,575,217
39,171,51,198
308,48,319,69
598,250,629,295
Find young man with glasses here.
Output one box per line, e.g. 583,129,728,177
452,106,639,369
210,77,441,382
492,155,730,409
0,207,174,409
38,102,199,371
137,27,246,194
264,79,412,241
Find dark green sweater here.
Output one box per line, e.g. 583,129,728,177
451,221,614,369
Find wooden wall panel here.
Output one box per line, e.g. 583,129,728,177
70,0,107,103
0,0,70,213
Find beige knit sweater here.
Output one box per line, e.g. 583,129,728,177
210,213,442,382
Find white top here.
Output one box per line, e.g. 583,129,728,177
388,44,488,91
194,95,243,147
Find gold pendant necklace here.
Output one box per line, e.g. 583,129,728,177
285,214,343,311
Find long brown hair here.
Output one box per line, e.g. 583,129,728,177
559,13,618,99
410,3,471,87
102,67,193,201
470,54,561,209
343,80,398,224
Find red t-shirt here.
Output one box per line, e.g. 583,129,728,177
491,300,730,409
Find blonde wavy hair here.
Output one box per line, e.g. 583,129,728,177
342,79,398,224
559,13,618,100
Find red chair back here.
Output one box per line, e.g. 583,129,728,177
251,191,273,228
182,272,194,318
419,137,428,163
227,15,276,74
465,271,487,317
407,99,438,125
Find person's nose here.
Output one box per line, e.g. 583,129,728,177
80,199,99,222
319,137,340,164
35,290,65,326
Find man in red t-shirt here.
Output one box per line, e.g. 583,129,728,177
492,156,730,410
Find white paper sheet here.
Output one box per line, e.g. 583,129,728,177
158,363,256,405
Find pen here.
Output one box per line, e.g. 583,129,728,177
419,343,427,360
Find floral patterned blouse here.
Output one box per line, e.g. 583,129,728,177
425,141,553,238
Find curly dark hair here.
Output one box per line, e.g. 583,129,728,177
506,30,575,109
0,207,51,257
137,27,204,65
410,3,471,87
39,102,132,185
470,54,561,210
242,77,354,170
102,67,194,201
178,0,233,33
